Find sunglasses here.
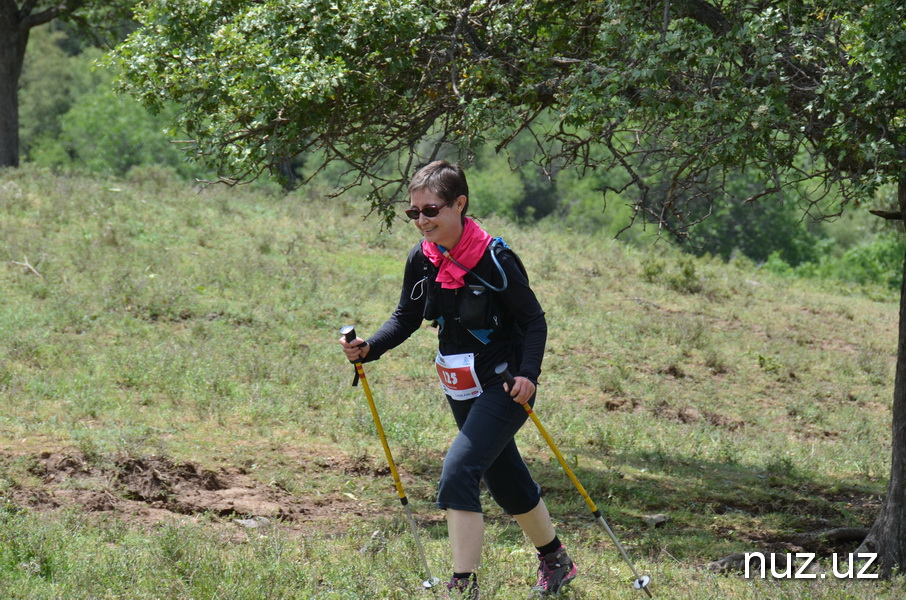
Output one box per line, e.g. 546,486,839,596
404,201,449,220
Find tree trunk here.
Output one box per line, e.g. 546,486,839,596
0,4,28,168
857,173,906,576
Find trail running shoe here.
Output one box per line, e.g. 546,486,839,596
531,546,578,596
444,576,480,600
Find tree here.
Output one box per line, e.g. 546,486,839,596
113,0,906,574
0,0,136,168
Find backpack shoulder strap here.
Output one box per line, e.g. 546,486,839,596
490,237,528,284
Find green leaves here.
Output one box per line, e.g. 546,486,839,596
114,0,444,190
111,0,906,233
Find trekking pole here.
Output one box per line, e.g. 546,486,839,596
495,363,653,597
340,326,440,590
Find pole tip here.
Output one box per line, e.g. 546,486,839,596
634,575,652,596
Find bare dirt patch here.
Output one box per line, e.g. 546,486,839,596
651,402,746,431
4,449,404,535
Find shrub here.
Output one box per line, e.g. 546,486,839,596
763,233,905,290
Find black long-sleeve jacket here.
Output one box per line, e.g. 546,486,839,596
364,241,547,387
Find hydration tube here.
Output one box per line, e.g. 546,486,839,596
437,238,508,292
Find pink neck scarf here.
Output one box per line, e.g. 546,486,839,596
421,218,492,289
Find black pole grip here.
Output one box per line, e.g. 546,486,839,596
494,363,516,389
340,325,360,386
341,325,357,344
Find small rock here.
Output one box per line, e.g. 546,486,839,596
233,516,272,529
643,514,669,528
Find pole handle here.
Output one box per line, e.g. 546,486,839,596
494,362,516,389
340,325,360,386
341,325,369,350
341,325,357,344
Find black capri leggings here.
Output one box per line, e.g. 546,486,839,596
436,384,542,515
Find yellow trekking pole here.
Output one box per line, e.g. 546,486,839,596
496,363,653,597
340,326,440,590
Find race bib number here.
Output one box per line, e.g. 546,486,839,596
435,352,482,400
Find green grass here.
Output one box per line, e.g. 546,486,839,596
0,164,903,598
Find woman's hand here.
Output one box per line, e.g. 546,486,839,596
338,335,370,362
504,376,536,405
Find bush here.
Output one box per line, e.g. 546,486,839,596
641,254,706,294
834,234,905,288
30,82,201,179
763,233,905,290
687,193,824,266
20,28,204,180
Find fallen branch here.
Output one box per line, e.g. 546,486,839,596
10,255,42,278
787,526,868,547
707,527,869,574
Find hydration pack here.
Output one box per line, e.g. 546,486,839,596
422,237,528,335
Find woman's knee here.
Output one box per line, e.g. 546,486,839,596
439,453,482,487
486,479,541,515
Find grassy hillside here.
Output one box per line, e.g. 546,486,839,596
0,165,903,599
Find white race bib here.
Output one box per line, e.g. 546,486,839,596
435,352,483,400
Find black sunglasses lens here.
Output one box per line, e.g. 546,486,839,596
405,205,442,219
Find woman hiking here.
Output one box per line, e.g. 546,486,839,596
339,160,578,599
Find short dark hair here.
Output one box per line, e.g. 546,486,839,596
408,160,469,223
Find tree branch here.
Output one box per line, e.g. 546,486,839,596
19,0,39,16
10,255,42,278
672,0,732,36
661,0,672,44
869,209,903,221
21,1,88,30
